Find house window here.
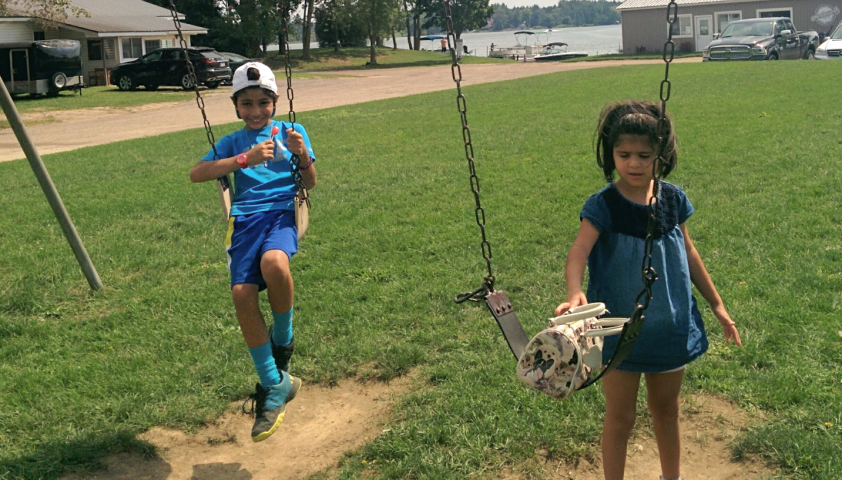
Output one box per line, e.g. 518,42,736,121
103,38,116,60
34,31,45,40
715,11,742,33
144,40,161,53
121,37,143,60
758,9,792,19
88,40,103,61
670,14,693,38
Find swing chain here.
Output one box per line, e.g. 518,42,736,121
631,0,678,319
167,0,218,158
443,0,495,302
281,2,310,209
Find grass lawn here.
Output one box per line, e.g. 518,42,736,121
4,85,201,117
574,52,704,61
1,60,840,479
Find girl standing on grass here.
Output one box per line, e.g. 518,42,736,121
554,100,742,480
190,62,317,443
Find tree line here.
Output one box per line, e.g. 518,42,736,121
489,1,621,31
1,0,498,66
5,0,618,60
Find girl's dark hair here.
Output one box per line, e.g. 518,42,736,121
594,100,677,182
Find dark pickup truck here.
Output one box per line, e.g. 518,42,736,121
703,17,819,61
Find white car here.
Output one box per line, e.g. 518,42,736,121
816,22,842,59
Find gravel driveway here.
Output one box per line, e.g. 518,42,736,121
0,59,698,163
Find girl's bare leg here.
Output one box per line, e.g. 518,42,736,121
602,370,642,480
644,369,685,480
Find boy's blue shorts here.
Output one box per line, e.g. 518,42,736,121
225,209,298,289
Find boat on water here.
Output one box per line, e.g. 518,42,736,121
533,42,589,61
488,30,552,60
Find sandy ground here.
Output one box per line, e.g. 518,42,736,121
61,376,416,480
1,58,699,163
506,393,775,480
59,383,775,480
8,58,775,479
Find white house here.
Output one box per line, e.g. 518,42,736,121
1,0,207,85
617,0,841,54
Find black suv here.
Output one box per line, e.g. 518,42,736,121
110,47,231,91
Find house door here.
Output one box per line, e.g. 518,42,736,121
695,15,713,51
10,49,30,94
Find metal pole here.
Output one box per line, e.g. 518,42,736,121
0,80,102,291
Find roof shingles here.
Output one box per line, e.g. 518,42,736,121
617,0,732,10
4,0,206,34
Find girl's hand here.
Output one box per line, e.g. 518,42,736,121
285,128,308,159
247,139,275,166
554,291,589,316
712,304,742,346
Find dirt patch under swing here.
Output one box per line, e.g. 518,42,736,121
502,393,774,480
61,379,776,480
62,376,413,480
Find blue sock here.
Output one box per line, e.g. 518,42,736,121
271,307,294,346
248,341,281,388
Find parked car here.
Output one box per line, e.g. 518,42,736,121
815,22,842,59
110,47,231,91
218,52,261,84
703,17,819,61
0,39,84,96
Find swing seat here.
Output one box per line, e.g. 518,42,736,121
485,291,646,399
218,177,309,241
217,175,232,221
516,303,629,399
294,190,309,240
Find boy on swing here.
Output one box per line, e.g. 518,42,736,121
190,62,317,442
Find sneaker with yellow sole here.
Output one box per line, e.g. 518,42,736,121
245,372,302,442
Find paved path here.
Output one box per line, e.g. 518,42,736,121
0,59,699,162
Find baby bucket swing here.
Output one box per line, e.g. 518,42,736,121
442,0,680,399
166,0,310,239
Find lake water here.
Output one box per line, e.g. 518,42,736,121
277,24,622,57
398,25,623,57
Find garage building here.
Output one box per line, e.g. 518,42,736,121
617,0,841,53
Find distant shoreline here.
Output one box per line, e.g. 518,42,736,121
267,24,623,58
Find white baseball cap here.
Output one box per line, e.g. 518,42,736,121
231,62,278,96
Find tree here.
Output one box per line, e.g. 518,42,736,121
275,1,306,56
228,0,281,55
162,0,295,57
148,0,257,54
402,0,413,50
418,0,492,39
0,0,88,28
488,2,620,30
314,0,367,48
356,0,401,65
299,0,315,59
400,0,421,50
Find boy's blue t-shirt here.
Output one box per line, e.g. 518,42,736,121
580,181,709,373
202,120,315,216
